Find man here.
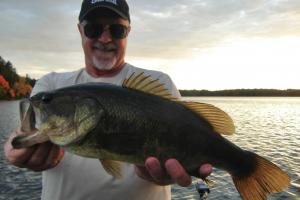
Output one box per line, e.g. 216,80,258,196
4,0,212,199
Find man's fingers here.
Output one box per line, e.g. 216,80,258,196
24,142,53,171
44,145,64,169
145,157,174,185
165,159,192,187
135,165,154,181
145,157,165,182
5,147,37,167
4,133,36,166
137,158,210,187
198,164,213,178
4,129,63,172
23,142,64,172
135,158,174,186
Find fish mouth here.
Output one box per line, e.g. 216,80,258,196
19,99,36,132
12,131,50,149
19,94,104,147
29,94,56,127
31,104,48,127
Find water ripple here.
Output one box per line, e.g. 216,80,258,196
1,98,300,200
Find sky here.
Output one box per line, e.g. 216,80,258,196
1,0,300,90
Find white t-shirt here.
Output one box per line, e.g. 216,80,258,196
31,63,181,200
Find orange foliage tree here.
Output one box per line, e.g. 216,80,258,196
13,77,32,97
0,56,34,99
0,74,10,90
0,74,11,98
0,74,32,99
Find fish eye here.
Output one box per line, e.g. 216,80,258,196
41,93,53,104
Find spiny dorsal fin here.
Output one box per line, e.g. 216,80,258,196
100,159,123,179
182,101,235,135
122,72,177,100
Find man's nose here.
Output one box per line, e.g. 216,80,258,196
98,28,112,43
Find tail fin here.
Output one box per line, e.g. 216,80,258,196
232,154,290,200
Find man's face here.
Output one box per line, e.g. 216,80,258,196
78,16,130,76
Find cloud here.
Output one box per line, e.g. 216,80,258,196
0,0,80,52
0,0,300,83
128,0,300,58
0,0,83,76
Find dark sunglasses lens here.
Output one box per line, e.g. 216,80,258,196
110,24,128,39
84,23,103,39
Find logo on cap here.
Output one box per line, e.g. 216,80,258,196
91,0,117,5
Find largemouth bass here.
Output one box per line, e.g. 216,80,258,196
12,73,290,200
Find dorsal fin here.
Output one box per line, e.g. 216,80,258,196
182,101,235,135
122,72,234,135
122,72,177,100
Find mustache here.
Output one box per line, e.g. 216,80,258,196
93,43,117,51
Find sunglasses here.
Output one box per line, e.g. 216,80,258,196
83,23,129,39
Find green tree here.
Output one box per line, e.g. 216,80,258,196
0,86,8,99
0,56,6,67
0,58,19,87
25,74,36,87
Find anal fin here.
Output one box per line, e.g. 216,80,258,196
100,159,123,179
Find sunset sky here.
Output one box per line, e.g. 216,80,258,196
1,0,299,90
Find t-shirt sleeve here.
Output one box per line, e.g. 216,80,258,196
157,73,182,99
30,72,56,97
29,73,58,127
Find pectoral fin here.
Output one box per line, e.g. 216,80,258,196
100,159,123,179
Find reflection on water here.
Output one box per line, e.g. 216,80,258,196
0,98,299,200
172,97,300,200
0,101,42,200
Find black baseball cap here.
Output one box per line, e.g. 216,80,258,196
79,0,130,22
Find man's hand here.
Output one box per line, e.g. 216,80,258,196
135,157,212,186
4,129,64,172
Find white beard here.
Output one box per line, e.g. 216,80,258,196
92,55,117,71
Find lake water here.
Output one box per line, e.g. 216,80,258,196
0,97,299,200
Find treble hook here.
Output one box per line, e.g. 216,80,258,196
195,180,210,199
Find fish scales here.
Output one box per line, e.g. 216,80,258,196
67,83,217,167
27,83,256,176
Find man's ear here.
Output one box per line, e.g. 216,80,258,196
127,26,131,36
77,23,83,36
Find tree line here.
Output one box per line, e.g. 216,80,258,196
1,55,299,99
0,56,36,100
180,89,300,97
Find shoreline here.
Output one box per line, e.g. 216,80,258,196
180,89,300,97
